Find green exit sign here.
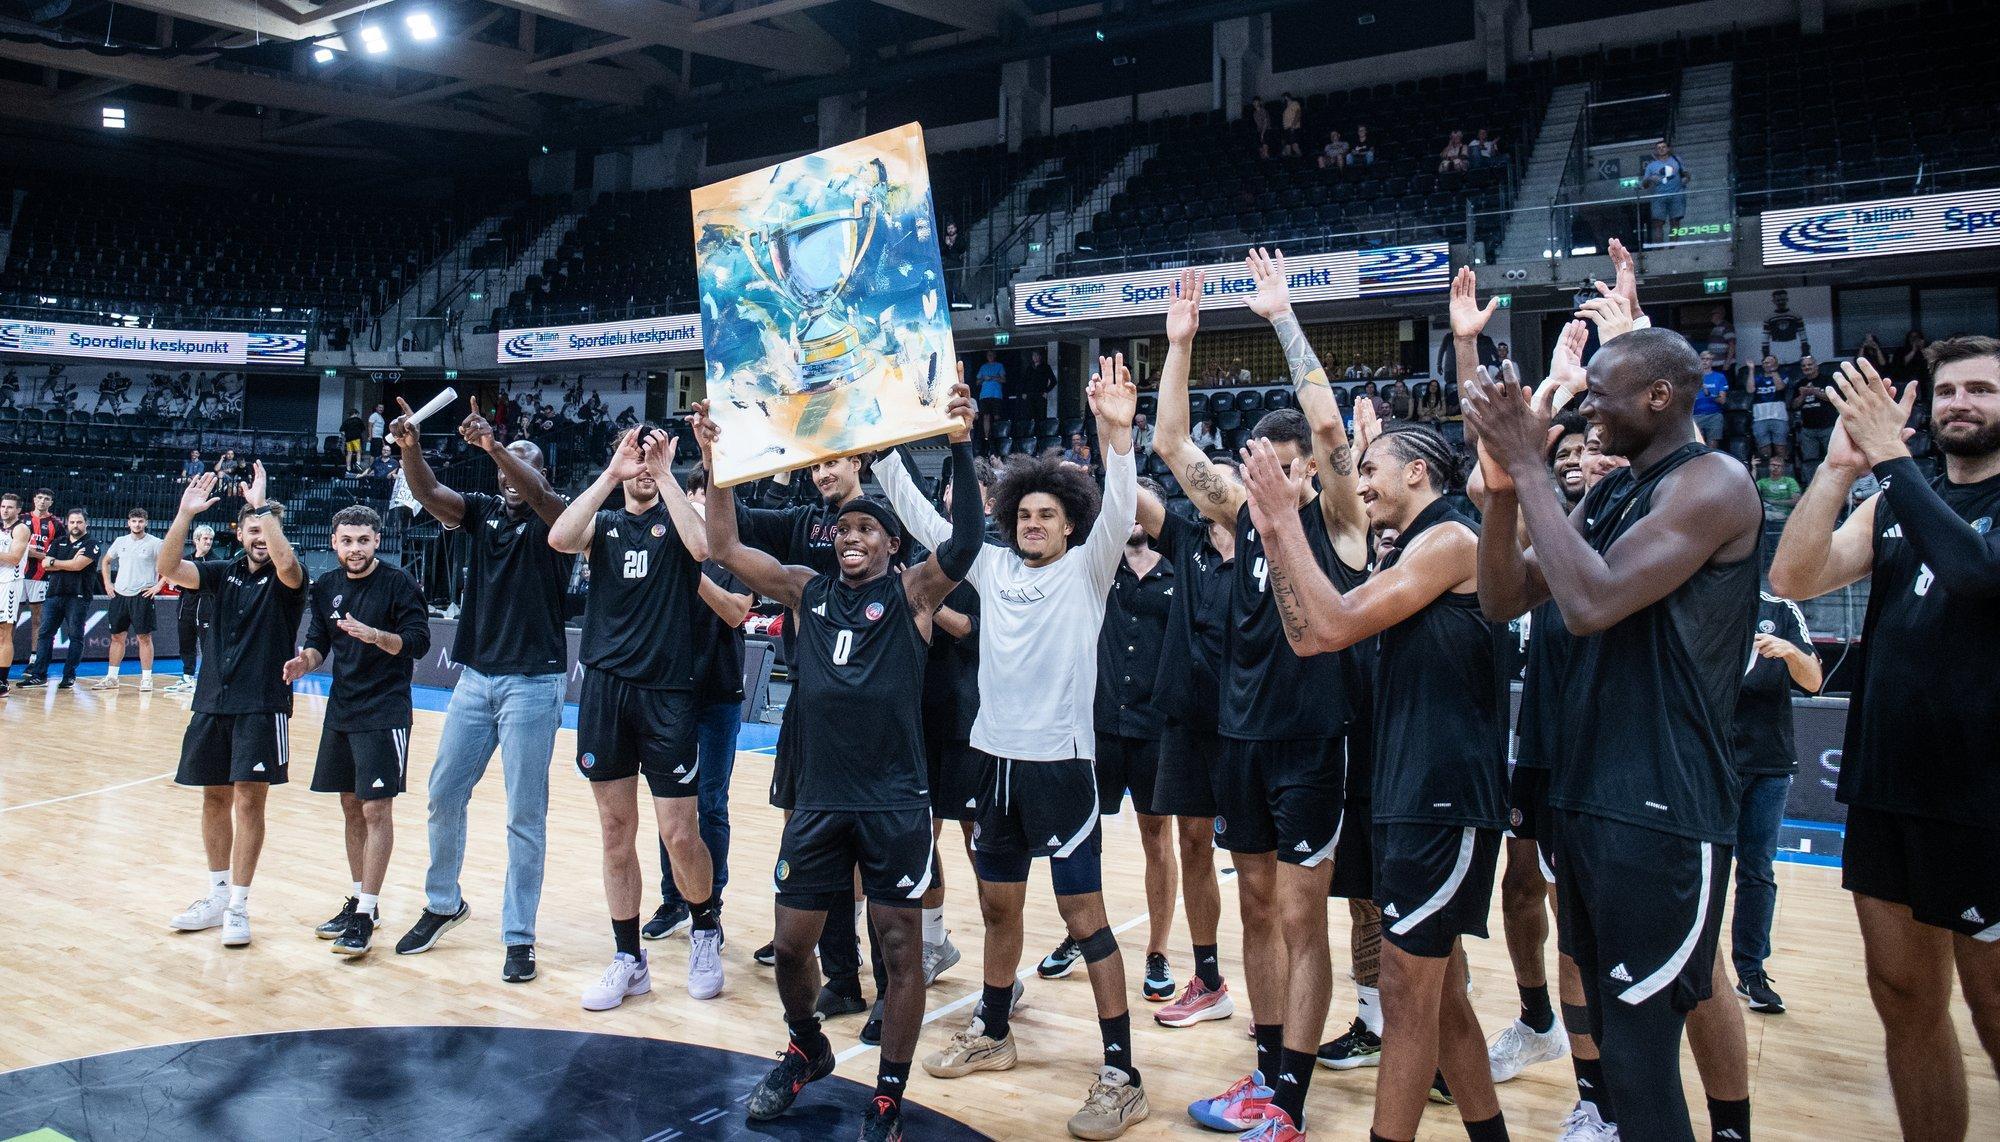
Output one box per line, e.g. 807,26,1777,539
1703,277,1730,295
322,368,338,378
1619,177,1641,189
1494,294,1512,308
444,370,459,381
992,332,1011,346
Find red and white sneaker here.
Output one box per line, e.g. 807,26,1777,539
1186,1072,1277,1132
1239,1108,1305,1141
1156,976,1236,1027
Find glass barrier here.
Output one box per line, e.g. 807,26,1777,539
0,299,319,340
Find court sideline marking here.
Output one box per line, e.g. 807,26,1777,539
2,771,178,813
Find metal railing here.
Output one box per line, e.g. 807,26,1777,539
0,299,319,341
1733,161,2000,211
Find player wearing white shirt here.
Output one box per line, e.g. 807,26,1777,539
98,508,165,690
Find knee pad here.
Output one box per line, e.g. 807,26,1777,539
1562,1003,1594,1036
1077,926,1119,964
1049,836,1103,897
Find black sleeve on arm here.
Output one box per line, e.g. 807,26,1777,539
1876,457,2000,598
934,444,982,581
394,572,433,660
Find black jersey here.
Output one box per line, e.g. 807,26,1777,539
1550,444,1759,843
1371,499,1509,828
1149,509,1233,735
1732,593,1813,776
1096,552,1176,740
1221,500,1359,741
450,492,570,677
579,503,705,689
923,576,983,743
1842,470,2000,826
1512,598,1571,770
304,562,432,732
693,562,749,706
790,572,930,811
193,557,308,716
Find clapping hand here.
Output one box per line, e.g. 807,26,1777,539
1088,353,1136,429
641,424,680,484
1244,247,1293,321
1826,358,1917,466
604,428,648,483
337,615,382,647
241,461,269,510
1533,320,1591,416
1240,437,1309,538
1447,266,1498,341
179,471,220,517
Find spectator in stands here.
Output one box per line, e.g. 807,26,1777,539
1469,128,1502,169
1024,348,1059,415
1750,354,1792,464
1251,99,1272,159
1344,356,1371,380
1790,356,1838,481
1755,457,1802,520
940,221,963,267
1351,125,1375,166
1281,93,1304,157
1494,342,1510,366
1317,130,1351,170
1707,306,1738,369
1062,432,1095,470
531,406,560,474
367,404,387,453
1360,381,1391,423
182,450,205,483
1722,368,1755,461
1233,358,1252,384
341,408,366,475
1695,350,1730,443
215,450,246,496
1892,330,1931,387
368,446,401,480
1191,416,1223,452
975,350,1007,448
1414,381,1444,427
1857,332,1889,372
1641,139,1691,244
1387,377,1414,421
1132,412,1155,456
1438,130,1470,174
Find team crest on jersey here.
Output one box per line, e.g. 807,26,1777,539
775,859,791,881
651,523,667,538
580,752,596,769
1509,807,1524,828
865,601,885,621
331,594,343,612
1758,619,1776,633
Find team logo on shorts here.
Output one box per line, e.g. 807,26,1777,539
864,602,885,621
1510,807,1524,828
1213,817,1226,836
775,859,791,881
580,752,596,769
1758,619,1776,633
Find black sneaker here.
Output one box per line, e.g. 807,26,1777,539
317,897,359,940
395,901,470,955
859,1095,904,1141
860,999,885,1046
1428,1069,1454,1106
746,1037,835,1120
17,676,43,689
815,982,868,1019
1735,970,1785,1014
503,943,537,983
1142,952,1174,1001
331,912,374,957
1037,935,1081,979
644,901,690,940
56,678,73,690
1317,1017,1384,1070
754,940,777,966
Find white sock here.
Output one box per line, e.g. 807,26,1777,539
228,884,249,910
854,900,866,927
141,669,151,681
1356,982,1383,1035
209,870,230,895
352,882,365,899
357,892,379,917
922,906,945,945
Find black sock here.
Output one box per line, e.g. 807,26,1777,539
875,1058,912,1109
788,1015,829,1057
690,896,720,932
980,983,1014,1041
1518,984,1555,1034
1463,1110,1510,1140
1371,1134,1409,1142
1099,1012,1138,1085
1193,943,1222,990
612,915,641,960
1271,1047,1315,1127
1253,1022,1285,1084
1708,1096,1750,1141
1574,1055,1614,1124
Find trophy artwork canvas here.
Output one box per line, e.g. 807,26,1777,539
691,121,960,486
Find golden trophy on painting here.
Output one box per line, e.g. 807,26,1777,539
742,194,880,395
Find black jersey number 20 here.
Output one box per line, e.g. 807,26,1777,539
622,550,648,580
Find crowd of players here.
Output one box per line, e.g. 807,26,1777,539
4,247,1995,1142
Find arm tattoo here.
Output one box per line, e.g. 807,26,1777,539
1328,444,1353,477
1273,312,1329,390
1184,456,1235,507
1267,559,1311,646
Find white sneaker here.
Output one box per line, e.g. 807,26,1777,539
89,676,119,691
687,929,724,999
1487,1017,1568,1083
171,894,227,931
221,905,251,947
582,951,651,1010
923,932,962,986
1558,1102,1619,1140
138,675,154,692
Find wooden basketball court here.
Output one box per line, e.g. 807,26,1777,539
2,684,1993,1138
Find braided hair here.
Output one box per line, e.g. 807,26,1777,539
1365,423,1467,494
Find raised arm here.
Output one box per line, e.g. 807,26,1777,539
1083,354,1141,586
1153,267,1247,528
241,462,302,589
699,573,755,628
874,447,952,551
689,404,812,610
902,387,982,615
158,474,217,589
388,398,465,529
453,395,566,527
1245,247,1367,564
1769,420,1877,599
642,428,709,563
551,428,645,554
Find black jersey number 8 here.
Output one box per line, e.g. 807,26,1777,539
622,549,648,579
832,629,854,665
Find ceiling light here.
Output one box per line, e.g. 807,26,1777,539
405,12,438,41
312,46,336,63
359,25,389,54
102,106,125,128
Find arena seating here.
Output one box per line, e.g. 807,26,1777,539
502,188,697,329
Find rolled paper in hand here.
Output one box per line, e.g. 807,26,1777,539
408,386,460,426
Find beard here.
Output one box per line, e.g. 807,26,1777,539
1936,416,2000,458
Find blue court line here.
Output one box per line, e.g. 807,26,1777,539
1782,817,1847,834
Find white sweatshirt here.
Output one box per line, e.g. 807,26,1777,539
878,442,1136,761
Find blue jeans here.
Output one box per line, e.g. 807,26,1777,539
1731,772,1792,978
423,667,565,946
659,699,742,905
32,594,87,682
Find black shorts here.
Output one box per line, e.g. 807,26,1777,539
106,594,156,635
1553,810,1729,1013
1328,799,1377,900
176,711,291,787
1212,735,1346,864
1843,805,2000,941
310,728,410,800
925,730,985,823
973,754,1100,861
1095,733,1162,815
769,713,800,811
1507,765,1554,844
1152,718,1220,818
1376,824,1501,958
776,807,934,911
575,669,697,798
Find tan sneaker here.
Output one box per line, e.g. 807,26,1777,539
921,1018,1017,1078
89,676,120,690
1067,1066,1149,1140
